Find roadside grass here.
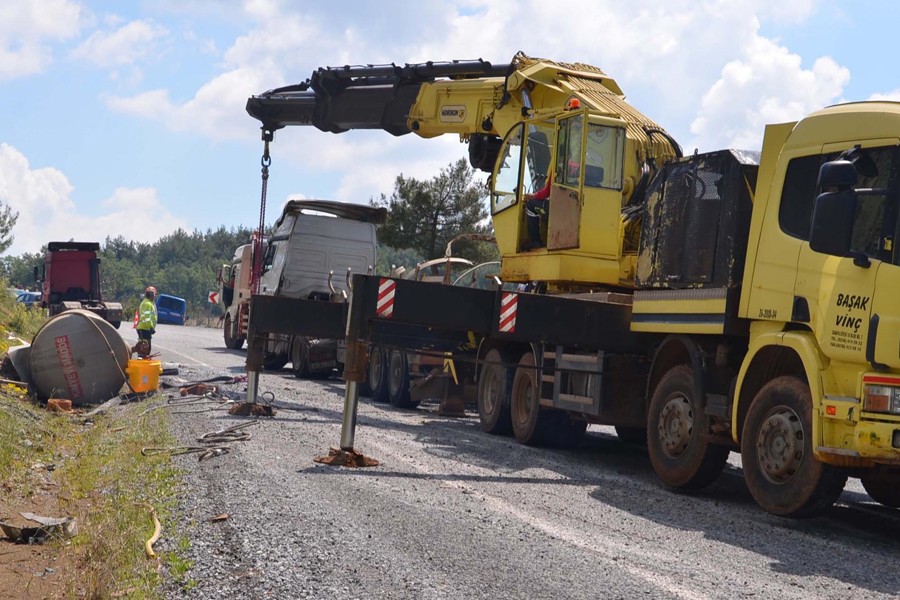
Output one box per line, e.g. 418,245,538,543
1,393,188,599
0,302,47,353
60,402,185,598
0,281,189,599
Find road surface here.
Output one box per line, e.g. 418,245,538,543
122,324,900,600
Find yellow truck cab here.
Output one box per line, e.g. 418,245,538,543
735,103,900,510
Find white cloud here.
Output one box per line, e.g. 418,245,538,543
0,0,82,81
105,66,269,140
690,35,849,151
71,19,169,69
0,143,187,255
100,0,847,202
869,91,900,102
755,0,820,24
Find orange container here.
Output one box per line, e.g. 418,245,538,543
126,359,162,393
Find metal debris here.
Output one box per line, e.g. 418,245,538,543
0,513,77,544
228,402,275,417
314,447,379,468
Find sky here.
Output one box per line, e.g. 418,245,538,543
0,0,898,256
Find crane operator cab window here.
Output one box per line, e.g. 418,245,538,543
558,111,626,191
492,120,555,214
492,125,524,214
492,119,556,253
585,120,625,191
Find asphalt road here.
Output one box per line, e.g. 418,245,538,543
122,324,900,600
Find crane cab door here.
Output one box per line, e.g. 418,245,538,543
548,111,628,255
547,112,584,250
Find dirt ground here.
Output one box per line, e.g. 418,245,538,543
0,489,77,600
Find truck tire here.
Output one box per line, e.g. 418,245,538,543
477,348,513,435
365,345,389,402
647,365,729,490
388,349,418,409
860,469,900,508
291,338,311,378
510,351,554,445
741,376,848,517
223,314,245,350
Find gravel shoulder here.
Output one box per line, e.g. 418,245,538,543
137,325,900,600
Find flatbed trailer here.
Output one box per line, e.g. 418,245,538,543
249,272,652,431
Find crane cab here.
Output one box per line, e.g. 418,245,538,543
490,107,642,289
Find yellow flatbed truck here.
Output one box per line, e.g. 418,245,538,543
245,55,900,516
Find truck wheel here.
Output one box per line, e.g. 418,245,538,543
263,352,289,371
860,469,900,508
510,351,552,445
477,348,513,435
291,338,311,379
388,349,418,409
365,345,389,402
741,376,848,517
223,314,245,350
648,365,729,490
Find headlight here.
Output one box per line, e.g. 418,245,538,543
863,384,900,415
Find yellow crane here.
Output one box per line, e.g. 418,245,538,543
247,52,681,290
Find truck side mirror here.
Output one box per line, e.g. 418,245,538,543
809,189,857,257
817,159,857,189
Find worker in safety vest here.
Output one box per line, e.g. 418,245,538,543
135,286,158,357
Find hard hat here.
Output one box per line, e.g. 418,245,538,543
145,286,157,294
566,97,582,110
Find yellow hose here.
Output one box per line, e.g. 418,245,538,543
140,503,161,559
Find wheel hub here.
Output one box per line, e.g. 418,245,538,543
389,354,403,393
514,377,535,425
658,394,693,458
369,349,382,387
483,368,500,413
756,408,803,483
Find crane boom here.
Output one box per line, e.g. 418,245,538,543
246,52,682,289
246,59,510,136
246,52,678,162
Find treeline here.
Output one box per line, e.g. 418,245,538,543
0,227,254,320
0,159,499,323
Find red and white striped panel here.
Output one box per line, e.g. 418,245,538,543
498,292,517,333
376,278,396,318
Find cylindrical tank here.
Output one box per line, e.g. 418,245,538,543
28,309,130,405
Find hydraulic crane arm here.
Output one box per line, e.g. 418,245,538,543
246,52,683,288
245,59,510,136
246,52,680,167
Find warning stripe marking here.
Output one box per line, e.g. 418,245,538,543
498,292,517,333
376,278,396,319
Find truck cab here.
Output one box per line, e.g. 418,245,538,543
34,241,123,328
737,102,900,472
258,200,383,374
